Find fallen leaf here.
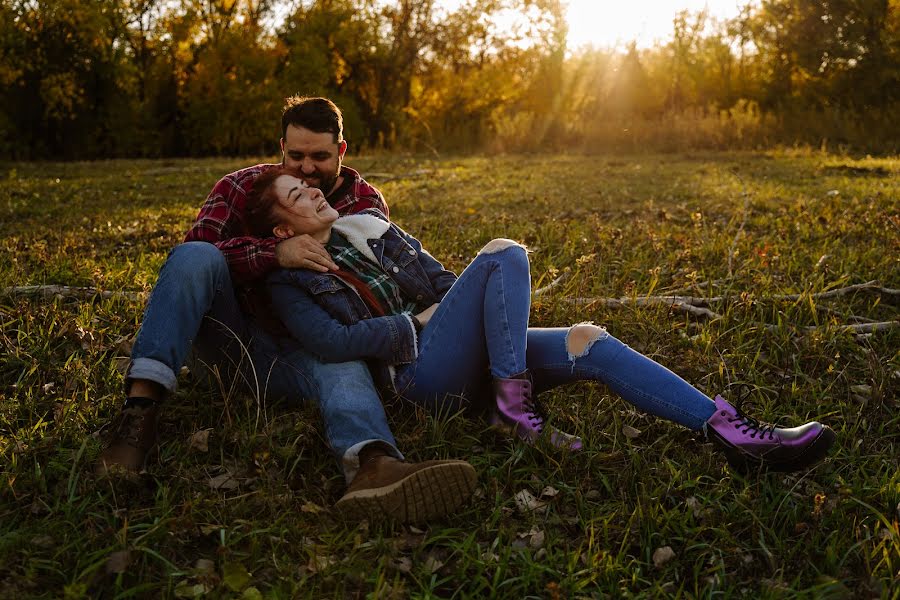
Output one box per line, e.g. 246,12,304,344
585,489,602,500
394,557,413,574
849,384,872,397
300,501,325,514
530,530,546,549
622,425,642,439
189,429,211,453
408,525,425,534
534,548,547,560
114,357,130,374
208,472,240,490
540,485,560,498
194,559,215,573
424,555,444,573
514,489,547,513
222,561,251,592
685,496,703,518
241,587,263,600
174,581,210,598
42,382,55,393
105,550,131,574
307,554,336,573
652,546,676,568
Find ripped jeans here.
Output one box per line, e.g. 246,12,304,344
393,242,717,431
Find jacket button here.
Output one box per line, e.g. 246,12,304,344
416,294,423,300
408,249,416,255
392,266,400,273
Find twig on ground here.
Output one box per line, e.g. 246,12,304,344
533,272,570,297
562,296,724,320
1,285,145,302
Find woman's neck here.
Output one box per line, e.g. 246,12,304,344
312,226,333,244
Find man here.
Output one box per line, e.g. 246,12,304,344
97,96,476,523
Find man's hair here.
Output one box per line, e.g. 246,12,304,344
245,166,291,237
281,96,344,143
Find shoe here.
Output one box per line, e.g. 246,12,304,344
335,455,477,523
96,399,160,476
489,373,582,450
706,395,835,473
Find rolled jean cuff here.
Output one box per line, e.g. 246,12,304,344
126,357,177,394
342,439,405,484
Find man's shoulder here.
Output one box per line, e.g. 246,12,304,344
339,165,380,196
213,163,279,194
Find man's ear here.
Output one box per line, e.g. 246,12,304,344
273,224,294,239
279,137,285,157
338,140,347,159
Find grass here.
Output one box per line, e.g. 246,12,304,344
0,150,898,598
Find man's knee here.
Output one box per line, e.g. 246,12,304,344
165,242,228,280
566,323,607,358
477,238,525,255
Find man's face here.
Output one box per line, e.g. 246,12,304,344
280,124,347,195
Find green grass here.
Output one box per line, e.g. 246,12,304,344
1,150,898,598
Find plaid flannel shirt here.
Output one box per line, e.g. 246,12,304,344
183,164,388,330
184,164,389,285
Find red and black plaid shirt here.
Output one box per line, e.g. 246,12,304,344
184,164,388,329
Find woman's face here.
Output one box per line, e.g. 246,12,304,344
271,174,339,238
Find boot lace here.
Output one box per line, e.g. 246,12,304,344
105,406,151,448
727,383,778,440
523,394,547,433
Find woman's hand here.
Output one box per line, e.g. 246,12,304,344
414,303,440,328
275,235,338,272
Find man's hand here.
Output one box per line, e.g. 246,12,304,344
414,303,440,328
275,235,338,272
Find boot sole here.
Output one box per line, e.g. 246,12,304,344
723,426,836,473
335,461,477,523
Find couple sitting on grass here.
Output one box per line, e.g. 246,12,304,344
97,96,835,523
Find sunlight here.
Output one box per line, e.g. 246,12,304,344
565,0,747,49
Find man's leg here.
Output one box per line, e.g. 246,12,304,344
260,339,477,523
98,242,247,474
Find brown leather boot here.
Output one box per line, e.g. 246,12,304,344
95,400,160,476
335,453,477,523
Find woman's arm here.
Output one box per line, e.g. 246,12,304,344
390,223,457,299
268,274,418,364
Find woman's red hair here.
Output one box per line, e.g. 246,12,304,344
246,167,387,317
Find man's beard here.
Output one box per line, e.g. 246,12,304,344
301,165,340,197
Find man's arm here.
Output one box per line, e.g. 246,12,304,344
185,167,336,284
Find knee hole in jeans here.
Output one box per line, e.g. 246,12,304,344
477,238,525,255
566,323,608,359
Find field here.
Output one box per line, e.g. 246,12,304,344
1,151,898,598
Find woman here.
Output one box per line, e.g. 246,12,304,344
249,168,835,473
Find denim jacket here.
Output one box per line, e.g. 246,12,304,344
266,210,457,382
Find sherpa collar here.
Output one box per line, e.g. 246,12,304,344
331,213,391,264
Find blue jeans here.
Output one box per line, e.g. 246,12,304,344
394,244,718,430
127,242,400,479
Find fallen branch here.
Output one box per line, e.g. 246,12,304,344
804,321,899,334
533,272,570,297
561,296,724,320
1,285,145,302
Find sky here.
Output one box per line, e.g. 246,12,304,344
564,0,748,49
434,0,750,50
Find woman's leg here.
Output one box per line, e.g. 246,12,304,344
525,325,716,430
526,324,835,471
394,241,531,412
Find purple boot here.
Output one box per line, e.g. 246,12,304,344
489,373,583,450
706,395,835,473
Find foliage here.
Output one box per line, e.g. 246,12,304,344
0,151,898,597
0,0,898,158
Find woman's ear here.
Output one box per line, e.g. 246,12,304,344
273,224,294,239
